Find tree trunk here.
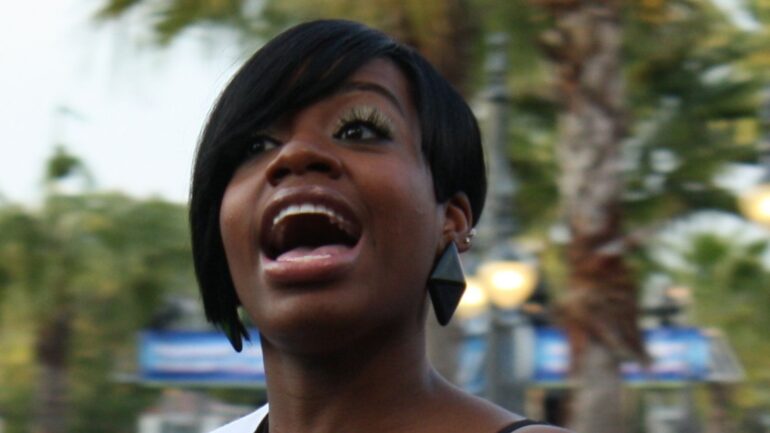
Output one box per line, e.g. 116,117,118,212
535,1,645,432
570,341,624,432
32,310,71,433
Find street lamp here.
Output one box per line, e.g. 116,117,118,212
454,31,542,414
450,30,545,413
456,244,539,412
457,256,540,410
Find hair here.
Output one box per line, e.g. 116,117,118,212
190,19,487,350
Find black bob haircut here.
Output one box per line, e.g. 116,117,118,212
190,19,487,351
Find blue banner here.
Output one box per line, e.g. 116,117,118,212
532,327,570,382
139,329,265,386
138,326,710,387
531,327,710,383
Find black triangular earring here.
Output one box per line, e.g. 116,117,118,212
428,242,467,326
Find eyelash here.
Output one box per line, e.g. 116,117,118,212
333,106,394,142
243,106,394,158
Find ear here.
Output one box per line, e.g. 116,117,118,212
440,192,474,253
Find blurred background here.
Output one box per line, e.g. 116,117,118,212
1,1,770,432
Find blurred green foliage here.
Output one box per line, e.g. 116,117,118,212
641,215,770,411
0,149,195,433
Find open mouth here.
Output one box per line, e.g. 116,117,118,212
263,202,362,261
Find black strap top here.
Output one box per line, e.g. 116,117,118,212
254,416,548,433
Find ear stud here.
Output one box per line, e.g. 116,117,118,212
463,228,477,246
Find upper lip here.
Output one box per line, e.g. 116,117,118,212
259,186,362,256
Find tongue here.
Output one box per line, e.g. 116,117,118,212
275,244,352,263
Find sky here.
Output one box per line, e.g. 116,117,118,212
0,0,253,204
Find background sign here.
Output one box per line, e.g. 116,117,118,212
532,326,710,383
457,326,712,389
139,326,710,387
139,329,265,386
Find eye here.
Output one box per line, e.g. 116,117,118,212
334,122,386,141
333,106,394,143
247,135,281,155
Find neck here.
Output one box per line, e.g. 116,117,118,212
259,324,442,433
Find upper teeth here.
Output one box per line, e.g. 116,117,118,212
272,203,354,234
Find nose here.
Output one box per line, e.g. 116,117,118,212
265,139,343,186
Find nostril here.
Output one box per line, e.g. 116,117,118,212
307,162,331,173
270,167,291,184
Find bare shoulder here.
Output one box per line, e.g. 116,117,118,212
446,393,573,433
425,378,571,433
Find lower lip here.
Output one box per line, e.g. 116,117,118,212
261,241,362,285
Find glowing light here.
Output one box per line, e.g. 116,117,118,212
479,261,537,309
739,184,770,224
456,277,489,319
490,270,526,291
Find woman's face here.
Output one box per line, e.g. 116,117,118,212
220,59,462,352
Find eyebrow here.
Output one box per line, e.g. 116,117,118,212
335,81,406,115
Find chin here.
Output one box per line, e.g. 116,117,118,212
251,285,423,356
251,293,369,353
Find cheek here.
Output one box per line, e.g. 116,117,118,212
220,186,249,256
368,159,441,275
381,161,437,232
219,182,260,302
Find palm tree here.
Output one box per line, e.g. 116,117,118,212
530,1,766,430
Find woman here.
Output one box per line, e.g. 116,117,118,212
190,19,568,433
